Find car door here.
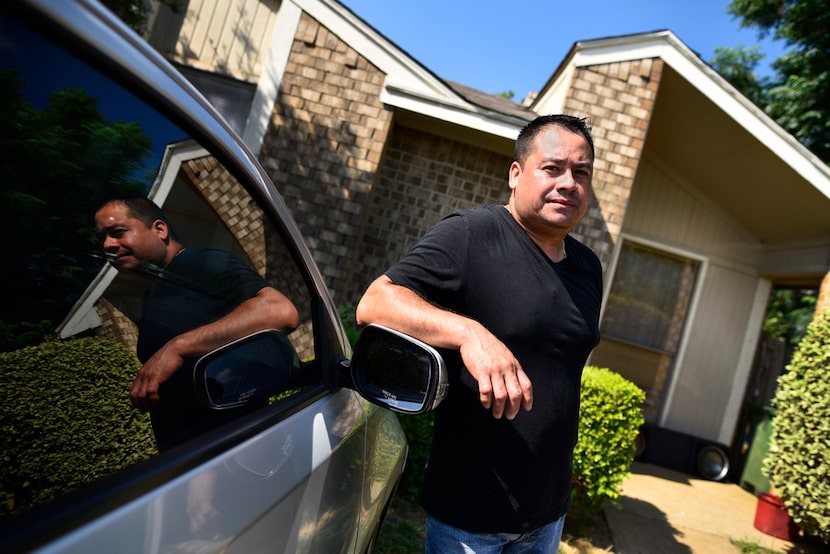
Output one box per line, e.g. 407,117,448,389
0,1,405,552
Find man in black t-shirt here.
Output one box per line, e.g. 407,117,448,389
94,197,300,450
357,115,603,553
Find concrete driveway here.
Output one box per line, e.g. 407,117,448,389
604,462,826,554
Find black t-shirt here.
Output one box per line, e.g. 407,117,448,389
137,247,272,451
385,205,602,533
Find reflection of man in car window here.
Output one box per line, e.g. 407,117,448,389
94,197,299,451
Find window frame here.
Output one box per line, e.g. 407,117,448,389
595,234,707,421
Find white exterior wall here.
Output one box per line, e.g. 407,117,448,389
152,0,280,82
621,153,767,443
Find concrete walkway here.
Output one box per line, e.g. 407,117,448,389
604,462,826,554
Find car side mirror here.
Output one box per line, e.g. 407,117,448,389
193,329,300,409
348,324,448,414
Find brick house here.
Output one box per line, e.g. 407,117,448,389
142,0,830,475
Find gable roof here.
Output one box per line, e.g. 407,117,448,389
532,30,830,245
300,0,532,139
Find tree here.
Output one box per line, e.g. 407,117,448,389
714,0,830,163
763,288,817,345
99,0,183,35
0,72,151,350
709,43,768,106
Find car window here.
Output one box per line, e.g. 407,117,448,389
0,8,318,520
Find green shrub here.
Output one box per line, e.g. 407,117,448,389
572,365,645,512
764,309,830,543
396,412,434,501
0,337,156,516
337,304,361,350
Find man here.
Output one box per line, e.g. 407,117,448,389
95,197,299,451
356,115,603,552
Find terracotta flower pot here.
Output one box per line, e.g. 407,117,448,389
753,492,799,542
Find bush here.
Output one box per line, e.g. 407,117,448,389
764,309,830,543
572,365,645,512
0,337,156,516
396,412,434,500
337,304,361,351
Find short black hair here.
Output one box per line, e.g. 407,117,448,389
514,114,594,165
99,197,178,240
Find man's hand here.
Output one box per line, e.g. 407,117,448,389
459,329,533,420
129,341,185,412
357,275,533,420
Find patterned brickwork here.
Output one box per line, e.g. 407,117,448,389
344,126,513,303
561,58,664,269
95,297,139,352
258,12,393,301
182,156,267,274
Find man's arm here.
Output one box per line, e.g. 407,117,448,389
356,275,532,419
130,286,299,412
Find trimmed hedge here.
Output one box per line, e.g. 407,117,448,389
764,309,830,543
1,337,156,516
572,365,645,511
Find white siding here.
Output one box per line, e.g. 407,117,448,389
620,153,765,442
624,154,762,269
160,0,280,82
661,264,758,440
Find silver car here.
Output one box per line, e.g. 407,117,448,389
0,1,445,552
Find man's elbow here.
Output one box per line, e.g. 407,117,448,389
355,280,384,327
261,287,299,332
282,303,300,332
354,299,371,328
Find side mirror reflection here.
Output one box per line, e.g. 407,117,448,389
193,329,300,409
349,324,448,414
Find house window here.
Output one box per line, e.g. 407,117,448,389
591,240,700,420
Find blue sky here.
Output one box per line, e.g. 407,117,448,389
340,0,787,101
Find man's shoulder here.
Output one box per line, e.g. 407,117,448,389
565,235,603,271
441,204,508,227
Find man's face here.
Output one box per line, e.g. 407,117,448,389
94,203,168,271
508,126,593,236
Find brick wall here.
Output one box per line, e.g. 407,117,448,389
345,126,513,303
258,12,393,302
561,58,664,269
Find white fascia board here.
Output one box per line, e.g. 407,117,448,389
295,0,525,138
569,31,830,200
294,0,457,99
382,86,525,140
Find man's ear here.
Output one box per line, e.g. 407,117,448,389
152,219,170,241
508,161,521,191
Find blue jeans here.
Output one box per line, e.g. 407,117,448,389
424,512,566,553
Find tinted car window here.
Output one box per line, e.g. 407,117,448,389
0,7,317,519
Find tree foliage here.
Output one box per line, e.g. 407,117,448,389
713,0,830,163
0,72,151,351
764,288,817,344
99,0,183,35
